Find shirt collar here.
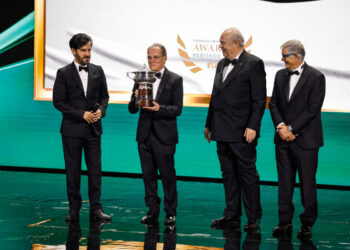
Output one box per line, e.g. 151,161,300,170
74,61,88,72
235,50,243,61
294,61,305,74
157,67,165,75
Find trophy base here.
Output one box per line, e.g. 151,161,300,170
138,99,154,108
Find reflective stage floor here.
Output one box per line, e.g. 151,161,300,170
0,171,349,249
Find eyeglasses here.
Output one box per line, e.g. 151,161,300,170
147,56,163,61
281,53,295,59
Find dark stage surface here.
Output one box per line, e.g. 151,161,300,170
0,171,349,249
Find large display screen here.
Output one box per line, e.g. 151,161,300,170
1,0,349,187
35,0,350,111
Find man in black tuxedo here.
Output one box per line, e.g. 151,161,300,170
129,43,183,227
204,27,266,231
53,33,111,222
269,40,325,240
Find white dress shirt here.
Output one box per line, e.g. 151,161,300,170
74,61,88,97
276,62,305,131
222,50,243,82
288,62,304,100
153,68,165,99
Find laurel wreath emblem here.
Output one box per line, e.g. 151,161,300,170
177,34,202,73
177,34,252,74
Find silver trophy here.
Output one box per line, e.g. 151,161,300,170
127,65,157,107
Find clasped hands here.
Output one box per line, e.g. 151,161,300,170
277,124,297,142
134,89,160,112
84,109,102,124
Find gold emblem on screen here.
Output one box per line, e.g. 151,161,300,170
177,34,252,74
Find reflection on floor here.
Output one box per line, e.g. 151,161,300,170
0,171,349,249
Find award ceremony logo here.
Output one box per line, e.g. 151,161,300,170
177,34,252,74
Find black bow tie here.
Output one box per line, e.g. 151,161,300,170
288,70,300,76
155,72,162,79
224,58,237,67
79,66,88,72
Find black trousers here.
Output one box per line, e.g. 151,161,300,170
276,143,319,226
62,126,102,212
138,130,177,216
216,141,262,221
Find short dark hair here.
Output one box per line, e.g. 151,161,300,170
148,43,167,57
69,33,93,50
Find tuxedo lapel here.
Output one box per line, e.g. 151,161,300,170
70,62,85,97
86,64,94,99
289,63,309,102
221,50,247,87
282,70,290,102
214,63,224,89
155,68,168,101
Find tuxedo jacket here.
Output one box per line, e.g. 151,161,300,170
205,50,267,142
269,63,326,149
128,68,183,145
53,62,109,138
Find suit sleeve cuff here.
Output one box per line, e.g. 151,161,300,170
276,122,285,132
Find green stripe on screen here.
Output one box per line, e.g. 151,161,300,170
0,33,34,54
0,58,34,71
0,11,34,52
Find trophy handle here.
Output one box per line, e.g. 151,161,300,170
127,72,135,80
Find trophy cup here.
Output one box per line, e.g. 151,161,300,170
127,65,157,107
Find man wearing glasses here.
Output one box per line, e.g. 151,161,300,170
269,40,326,241
128,43,183,228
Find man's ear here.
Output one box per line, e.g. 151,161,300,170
71,48,76,56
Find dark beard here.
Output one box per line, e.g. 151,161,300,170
75,54,90,66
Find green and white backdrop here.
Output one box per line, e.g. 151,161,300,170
1,0,349,187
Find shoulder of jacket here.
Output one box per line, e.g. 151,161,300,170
59,63,72,73
276,68,286,75
246,53,264,64
89,63,102,70
166,69,182,80
305,64,324,78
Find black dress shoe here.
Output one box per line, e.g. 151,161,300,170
165,214,176,226
90,209,112,221
211,216,241,229
297,225,312,241
66,211,79,222
273,223,292,239
141,212,158,225
244,219,260,232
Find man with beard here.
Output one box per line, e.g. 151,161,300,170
53,33,111,222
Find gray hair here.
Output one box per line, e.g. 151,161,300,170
281,40,305,61
224,27,245,47
148,43,167,57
